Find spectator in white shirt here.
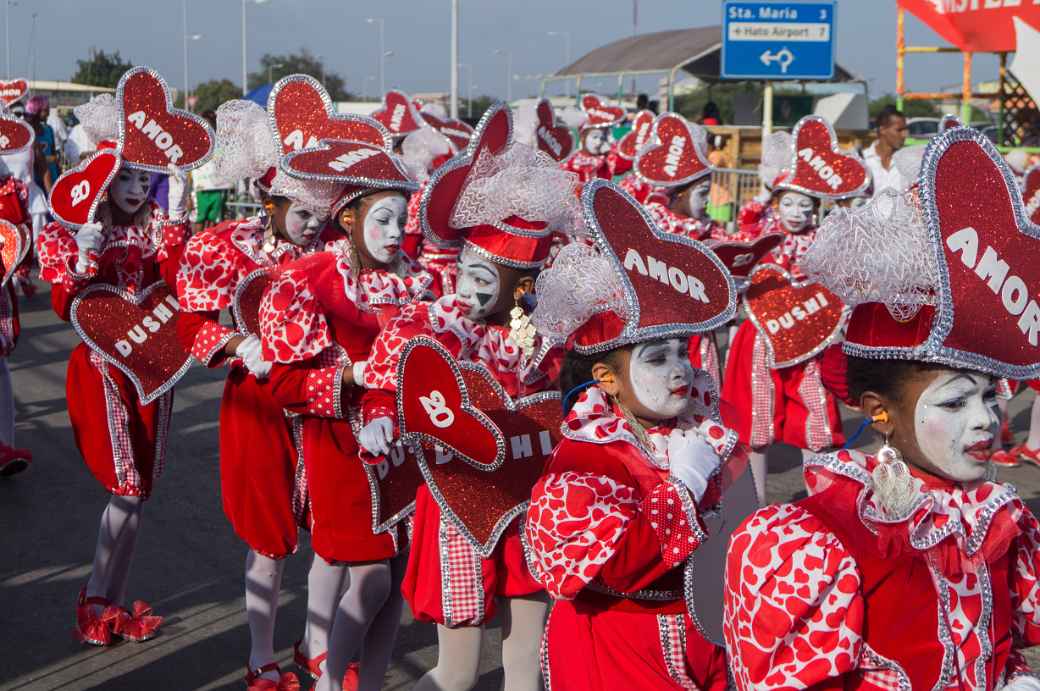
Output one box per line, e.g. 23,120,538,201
863,105,909,198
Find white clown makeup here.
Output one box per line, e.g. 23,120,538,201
361,193,407,265
627,338,694,420
455,247,502,321
584,128,611,156
686,180,711,220
109,167,152,216
777,190,814,233
912,371,999,483
283,202,328,246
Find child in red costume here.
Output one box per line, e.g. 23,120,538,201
258,135,433,691
525,179,747,690
561,93,628,183
357,103,577,691
721,116,870,502
175,97,354,690
36,82,204,647
724,127,1040,690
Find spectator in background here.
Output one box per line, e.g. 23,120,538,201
190,110,228,233
2,101,50,242
25,96,58,192
64,119,92,163
863,104,909,197
635,92,649,112
46,105,69,166
701,101,722,126
648,99,659,114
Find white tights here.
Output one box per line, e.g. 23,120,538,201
85,494,144,607
244,551,346,680
413,594,549,691
316,552,408,691
748,450,767,506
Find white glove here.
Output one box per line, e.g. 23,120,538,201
352,360,368,388
359,416,395,456
1006,676,1040,691
666,429,722,502
166,163,188,221
235,335,271,380
74,222,104,274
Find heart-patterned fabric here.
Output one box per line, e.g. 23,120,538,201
743,263,848,368
117,66,215,172
70,281,193,404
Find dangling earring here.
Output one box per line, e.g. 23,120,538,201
509,294,537,357
871,433,918,518
262,212,277,254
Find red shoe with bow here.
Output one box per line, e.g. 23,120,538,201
245,663,300,691
0,442,31,476
75,588,122,646
293,640,359,689
113,600,163,642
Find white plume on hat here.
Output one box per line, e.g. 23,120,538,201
759,130,792,188
1006,149,1030,175
400,126,452,182
73,94,119,149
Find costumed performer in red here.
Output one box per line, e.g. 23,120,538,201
258,132,433,691
357,103,576,691
524,179,746,690
723,125,1040,690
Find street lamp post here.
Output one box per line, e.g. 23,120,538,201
494,49,512,103
366,18,385,96
547,31,571,97
362,74,376,102
450,0,459,119
182,1,203,111
459,63,473,119
5,0,17,80
241,0,271,97
268,61,284,85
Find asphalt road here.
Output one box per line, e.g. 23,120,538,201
4,282,1040,690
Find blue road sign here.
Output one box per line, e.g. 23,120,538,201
721,1,836,80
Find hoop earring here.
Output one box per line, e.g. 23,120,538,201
871,434,917,518
509,294,537,358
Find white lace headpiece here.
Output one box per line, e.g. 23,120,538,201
531,241,628,345
73,94,119,149
400,126,452,182
759,130,792,188
212,99,338,212
449,141,580,234
801,188,938,321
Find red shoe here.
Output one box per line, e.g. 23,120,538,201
75,588,122,646
1017,444,1040,468
0,443,31,476
293,639,327,680
343,662,360,691
113,600,163,642
991,448,1021,468
245,663,300,691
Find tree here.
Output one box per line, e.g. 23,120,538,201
247,49,353,100
187,79,242,114
71,49,135,88
459,95,496,125
869,93,940,120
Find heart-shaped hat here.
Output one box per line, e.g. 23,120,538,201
579,93,625,130
803,126,1040,378
268,74,391,154
116,66,215,173
49,147,122,228
372,90,426,138
615,110,655,162
771,115,870,200
0,79,27,107
420,110,473,152
530,98,575,162
0,111,34,155
1023,163,1040,224
532,179,735,354
420,102,579,269
634,113,712,188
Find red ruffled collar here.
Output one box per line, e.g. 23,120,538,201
805,449,1025,577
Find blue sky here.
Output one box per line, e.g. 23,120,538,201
16,1,1001,101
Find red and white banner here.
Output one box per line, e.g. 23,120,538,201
898,0,1040,53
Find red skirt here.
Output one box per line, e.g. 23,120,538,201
300,415,399,563
66,343,172,499
721,320,843,451
219,367,305,560
542,598,728,691
402,486,540,627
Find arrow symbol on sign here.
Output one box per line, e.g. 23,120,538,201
760,47,795,74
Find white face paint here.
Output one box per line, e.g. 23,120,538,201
361,193,407,264
777,191,814,233
283,202,328,246
628,338,694,420
109,167,151,215
584,128,611,156
686,180,711,220
913,371,999,483
455,246,502,321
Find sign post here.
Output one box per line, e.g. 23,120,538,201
722,1,836,81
